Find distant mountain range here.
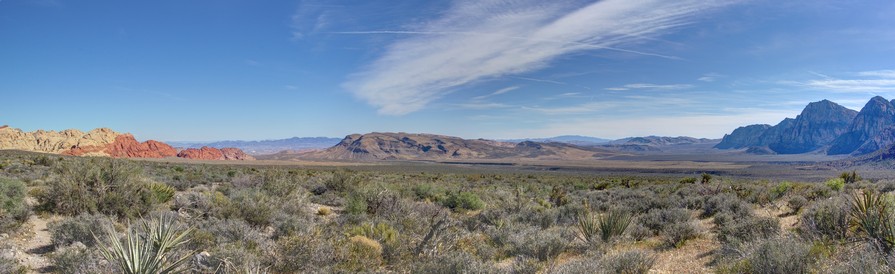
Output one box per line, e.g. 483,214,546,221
262,132,618,161
502,135,612,146
168,137,342,155
716,96,895,156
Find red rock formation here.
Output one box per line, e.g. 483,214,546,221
0,125,8,130
105,134,178,158
177,146,224,160
220,148,256,160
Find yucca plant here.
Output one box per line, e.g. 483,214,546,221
94,214,194,274
577,209,633,243
849,190,895,252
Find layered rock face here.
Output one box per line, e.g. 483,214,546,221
0,126,251,160
177,146,255,160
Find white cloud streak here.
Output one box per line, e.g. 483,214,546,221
343,0,736,115
801,70,895,92
605,83,694,91
472,86,519,100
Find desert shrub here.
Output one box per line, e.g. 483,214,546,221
344,193,368,216
48,213,113,247
788,195,808,213
273,233,336,273
512,256,543,274
413,183,444,202
718,216,780,246
0,177,29,232
338,235,383,272
51,243,114,274
829,244,892,274
601,250,656,274
508,227,568,261
551,253,602,274
199,243,264,273
443,191,485,212
680,177,697,184
196,218,271,252
225,189,275,226
37,159,156,219
702,193,752,218
826,178,845,192
628,223,651,241
748,237,815,274
800,196,849,241
770,181,794,200
326,171,360,193
663,222,700,248
410,251,494,274
637,208,691,235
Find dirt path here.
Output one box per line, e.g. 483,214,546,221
6,198,55,273
17,214,53,273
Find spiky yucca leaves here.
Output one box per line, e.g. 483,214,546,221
849,191,895,252
577,209,633,243
95,214,194,274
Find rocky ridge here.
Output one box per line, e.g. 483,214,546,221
0,126,251,160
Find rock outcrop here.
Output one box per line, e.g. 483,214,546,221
177,146,255,160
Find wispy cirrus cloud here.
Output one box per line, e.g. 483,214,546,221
342,0,737,115
472,86,519,100
605,83,694,91
799,70,895,92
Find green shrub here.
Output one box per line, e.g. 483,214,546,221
443,191,485,212
826,178,845,191
273,233,336,273
37,159,155,219
680,177,697,184
0,178,29,232
410,251,495,274
326,171,360,193
413,183,443,202
345,193,369,215
771,181,794,199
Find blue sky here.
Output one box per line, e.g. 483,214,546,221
2,0,895,141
